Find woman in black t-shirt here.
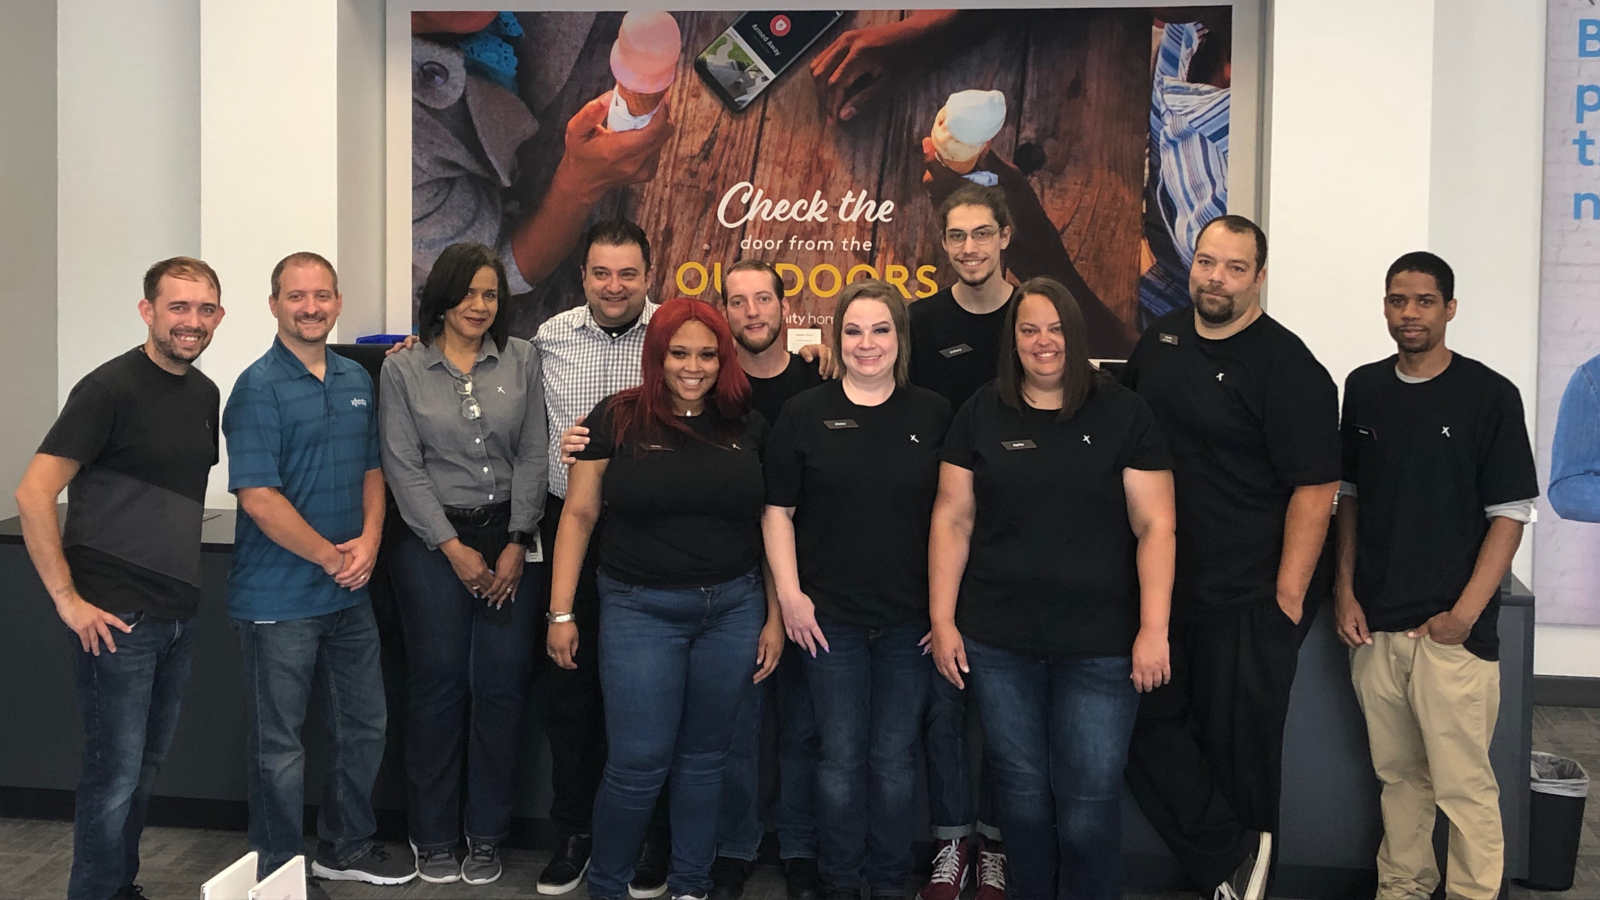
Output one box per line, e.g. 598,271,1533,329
547,299,783,900
928,278,1176,900
763,280,952,899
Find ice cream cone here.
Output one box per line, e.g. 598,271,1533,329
932,108,986,173
930,90,1006,176
617,83,667,118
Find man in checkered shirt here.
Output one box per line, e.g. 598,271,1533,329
534,218,666,896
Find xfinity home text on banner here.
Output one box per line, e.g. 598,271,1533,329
1538,0,1600,625
407,7,1242,360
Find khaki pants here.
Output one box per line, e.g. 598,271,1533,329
1351,632,1502,900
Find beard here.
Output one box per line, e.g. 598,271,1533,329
150,329,209,364
1192,287,1237,325
287,315,330,341
1391,327,1434,353
735,322,781,354
956,261,999,288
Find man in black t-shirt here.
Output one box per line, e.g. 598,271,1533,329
1121,216,1340,900
708,258,825,900
15,258,224,900
1334,252,1536,900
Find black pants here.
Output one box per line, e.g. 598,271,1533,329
1124,596,1310,889
539,493,670,845
540,492,608,835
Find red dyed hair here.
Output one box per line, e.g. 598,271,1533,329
607,298,752,448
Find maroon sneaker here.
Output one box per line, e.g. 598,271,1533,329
974,838,1006,900
917,838,970,900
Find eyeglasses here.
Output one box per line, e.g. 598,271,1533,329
943,226,1000,247
457,379,482,421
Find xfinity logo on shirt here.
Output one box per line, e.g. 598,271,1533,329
939,344,974,358
1442,426,1452,438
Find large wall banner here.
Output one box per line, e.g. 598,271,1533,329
405,6,1253,358
1539,0,1600,625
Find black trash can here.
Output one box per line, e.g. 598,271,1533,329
1521,751,1589,891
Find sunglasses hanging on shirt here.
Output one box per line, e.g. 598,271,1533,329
457,378,482,421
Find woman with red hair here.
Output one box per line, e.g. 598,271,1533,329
547,298,782,900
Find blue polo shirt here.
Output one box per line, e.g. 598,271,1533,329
223,337,380,620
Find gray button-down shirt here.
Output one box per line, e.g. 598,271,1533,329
380,336,548,548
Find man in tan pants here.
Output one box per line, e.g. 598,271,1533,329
1333,251,1538,900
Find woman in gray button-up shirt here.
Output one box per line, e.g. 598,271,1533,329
379,242,548,885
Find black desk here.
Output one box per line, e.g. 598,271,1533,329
0,512,1532,896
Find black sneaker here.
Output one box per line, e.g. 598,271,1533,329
630,838,670,899
1214,830,1271,900
539,832,593,895
784,857,823,900
462,838,503,886
311,843,419,885
112,887,149,900
710,857,752,900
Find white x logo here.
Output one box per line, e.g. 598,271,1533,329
910,434,919,442
497,386,506,394
1441,426,1451,437
1082,435,1092,444
1216,372,1224,381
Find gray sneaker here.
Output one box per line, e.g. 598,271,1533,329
463,838,503,886
412,840,461,884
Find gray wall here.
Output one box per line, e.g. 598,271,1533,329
0,0,58,497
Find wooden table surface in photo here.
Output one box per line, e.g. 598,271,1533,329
506,10,1151,341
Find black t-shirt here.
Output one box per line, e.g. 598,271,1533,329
942,380,1172,656
764,381,952,627
1122,310,1340,612
38,347,220,619
909,287,1012,409
1341,355,1538,660
748,353,825,426
576,394,767,588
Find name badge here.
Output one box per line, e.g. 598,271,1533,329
1002,439,1038,450
939,344,974,358
1159,333,1179,345
824,419,859,429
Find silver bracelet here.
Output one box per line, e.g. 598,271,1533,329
546,610,576,624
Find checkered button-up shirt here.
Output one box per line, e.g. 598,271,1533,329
536,299,658,498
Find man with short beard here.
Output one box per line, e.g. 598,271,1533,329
1334,252,1535,900
224,252,412,893
16,258,224,900
708,258,823,900
1120,215,1340,900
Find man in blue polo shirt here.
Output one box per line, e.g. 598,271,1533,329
223,251,414,890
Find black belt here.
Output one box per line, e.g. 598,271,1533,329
442,501,511,529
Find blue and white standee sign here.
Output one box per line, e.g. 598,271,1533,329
1538,1,1600,624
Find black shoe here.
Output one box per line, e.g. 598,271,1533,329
630,838,670,899
539,832,593,895
1214,830,1271,900
784,857,823,900
710,857,752,900
312,843,418,885
825,888,861,900
112,887,150,900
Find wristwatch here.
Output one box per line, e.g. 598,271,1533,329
547,610,576,624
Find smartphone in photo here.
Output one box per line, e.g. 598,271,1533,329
695,11,844,111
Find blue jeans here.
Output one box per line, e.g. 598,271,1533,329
391,532,538,849
717,640,818,860
588,570,767,900
805,617,930,894
926,671,1000,841
69,612,195,900
964,639,1138,900
234,603,388,877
